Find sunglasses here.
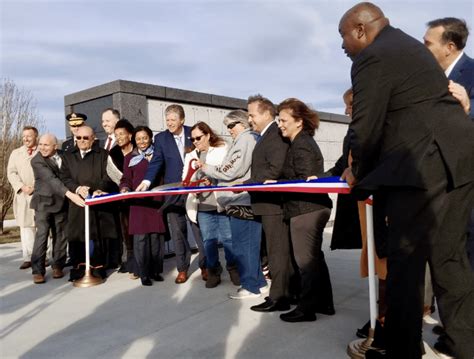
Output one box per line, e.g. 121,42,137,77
227,122,240,129
190,135,204,142
75,136,90,140
70,124,83,128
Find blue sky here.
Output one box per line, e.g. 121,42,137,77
1,0,473,138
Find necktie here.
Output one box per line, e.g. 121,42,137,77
175,135,184,161
52,154,61,169
27,147,34,156
105,136,112,151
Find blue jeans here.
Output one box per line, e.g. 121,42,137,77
197,211,236,269
230,216,266,294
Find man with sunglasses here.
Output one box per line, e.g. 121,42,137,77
60,126,120,280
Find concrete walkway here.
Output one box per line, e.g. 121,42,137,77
0,230,441,358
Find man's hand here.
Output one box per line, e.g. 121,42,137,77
341,167,357,187
449,80,470,115
76,186,90,199
66,191,85,207
306,176,318,181
135,182,149,192
263,179,277,184
21,185,34,195
92,190,107,197
120,187,130,193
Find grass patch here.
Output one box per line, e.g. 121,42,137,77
0,227,20,244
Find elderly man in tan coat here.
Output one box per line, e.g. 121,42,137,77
7,126,39,269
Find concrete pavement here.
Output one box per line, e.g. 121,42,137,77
0,230,442,358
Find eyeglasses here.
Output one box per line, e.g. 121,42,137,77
227,122,240,129
75,136,90,140
190,135,203,142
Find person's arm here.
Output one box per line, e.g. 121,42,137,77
448,80,471,116
7,150,30,194
349,52,391,182
203,137,254,182
31,157,69,197
245,134,288,183
119,155,133,192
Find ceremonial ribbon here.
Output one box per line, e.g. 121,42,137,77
85,176,350,206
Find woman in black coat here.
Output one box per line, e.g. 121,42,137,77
273,98,334,323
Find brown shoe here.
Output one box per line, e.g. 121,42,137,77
33,274,46,284
175,271,188,284
19,261,32,270
52,267,64,279
201,268,208,281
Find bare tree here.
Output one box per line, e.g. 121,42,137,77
0,78,44,234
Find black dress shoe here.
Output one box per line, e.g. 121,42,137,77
364,348,386,358
152,274,164,282
315,304,335,316
280,308,316,323
141,277,152,286
432,324,445,336
251,297,291,312
356,319,370,338
433,339,455,357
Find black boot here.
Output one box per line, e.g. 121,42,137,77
227,264,240,286
206,266,222,288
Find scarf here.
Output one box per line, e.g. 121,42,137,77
128,145,154,167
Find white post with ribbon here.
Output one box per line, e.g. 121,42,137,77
73,204,103,288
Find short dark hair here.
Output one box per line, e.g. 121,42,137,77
102,108,121,118
277,98,319,136
133,126,153,142
427,17,469,50
23,126,39,136
165,104,185,120
114,119,134,134
248,94,276,118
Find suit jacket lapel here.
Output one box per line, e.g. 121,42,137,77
448,54,467,82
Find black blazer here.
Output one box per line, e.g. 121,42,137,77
349,25,474,193
281,131,332,219
30,151,68,213
246,122,289,215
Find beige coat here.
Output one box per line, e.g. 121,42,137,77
7,146,37,227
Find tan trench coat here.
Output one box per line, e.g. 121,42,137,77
7,146,37,227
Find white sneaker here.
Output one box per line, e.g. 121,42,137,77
259,284,270,294
228,288,261,299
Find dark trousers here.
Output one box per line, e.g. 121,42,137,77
134,233,165,279
467,208,474,271
167,210,205,272
289,208,333,313
261,214,293,301
383,160,474,358
31,210,67,275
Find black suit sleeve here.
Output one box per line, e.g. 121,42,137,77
350,52,391,181
247,135,288,183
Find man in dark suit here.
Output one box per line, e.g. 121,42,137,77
424,17,474,120
136,104,205,284
30,134,85,284
339,3,474,358
245,95,293,312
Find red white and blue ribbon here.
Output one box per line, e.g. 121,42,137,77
85,176,350,206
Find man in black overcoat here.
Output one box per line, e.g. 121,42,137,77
60,126,120,280
339,3,474,358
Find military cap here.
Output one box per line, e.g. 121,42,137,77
66,112,87,126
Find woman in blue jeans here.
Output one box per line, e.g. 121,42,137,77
183,122,239,288
199,110,268,299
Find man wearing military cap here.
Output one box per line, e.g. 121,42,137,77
62,113,87,153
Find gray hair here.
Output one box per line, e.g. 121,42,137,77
223,110,250,129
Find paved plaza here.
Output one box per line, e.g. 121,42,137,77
1,229,441,358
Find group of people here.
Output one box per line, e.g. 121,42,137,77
6,2,474,358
